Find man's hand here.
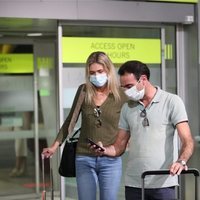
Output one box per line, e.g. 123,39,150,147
170,160,188,176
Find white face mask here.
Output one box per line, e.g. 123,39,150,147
90,73,108,87
125,82,145,101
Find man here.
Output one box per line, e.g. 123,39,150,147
92,60,194,200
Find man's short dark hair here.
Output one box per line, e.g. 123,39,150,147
118,60,150,80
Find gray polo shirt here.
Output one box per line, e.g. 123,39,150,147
119,87,188,188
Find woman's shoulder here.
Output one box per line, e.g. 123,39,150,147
118,87,129,102
78,83,86,89
77,83,86,92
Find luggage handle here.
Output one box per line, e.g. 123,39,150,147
141,168,199,200
41,154,54,200
141,168,200,179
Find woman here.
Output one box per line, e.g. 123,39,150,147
42,51,127,200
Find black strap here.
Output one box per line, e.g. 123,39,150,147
69,127,81,142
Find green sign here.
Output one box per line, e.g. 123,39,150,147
149,0,197,2
62,37,161,64
39,89,50,97
37,57,54,69
0,54,33,73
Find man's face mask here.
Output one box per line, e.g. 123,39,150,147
125,80,145,101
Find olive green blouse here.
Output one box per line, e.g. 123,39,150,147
55,84,128,156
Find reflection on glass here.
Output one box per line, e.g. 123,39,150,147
0,44,36,196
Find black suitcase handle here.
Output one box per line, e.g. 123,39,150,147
141,168,200,178
141,168,199,200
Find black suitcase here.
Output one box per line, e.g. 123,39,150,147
141,168,199,200
41,155,54,200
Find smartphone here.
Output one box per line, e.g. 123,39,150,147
87,138,105,152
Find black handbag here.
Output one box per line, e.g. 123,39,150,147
58,128,80,177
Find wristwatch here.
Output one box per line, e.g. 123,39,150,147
177,159,187,166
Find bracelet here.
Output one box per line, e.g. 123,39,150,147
177,160,187,166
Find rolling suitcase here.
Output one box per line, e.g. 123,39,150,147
41,155,54,200
141,168,199,200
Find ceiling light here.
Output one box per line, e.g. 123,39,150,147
27,33,43,37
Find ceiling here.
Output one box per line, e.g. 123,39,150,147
0,18,57,37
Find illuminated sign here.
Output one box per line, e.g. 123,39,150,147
165,44,173,60
62,37,161,64
149,0,197,2
37,57,54,69
39,89,50,97
0,54,33,73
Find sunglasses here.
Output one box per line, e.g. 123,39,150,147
140,109,149,127
94,107,102,128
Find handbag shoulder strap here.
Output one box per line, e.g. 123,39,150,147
57,84,85,145
67,84,85,135
69,127,81,141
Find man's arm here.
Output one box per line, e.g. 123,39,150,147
170,121,194,175
177,121,194,162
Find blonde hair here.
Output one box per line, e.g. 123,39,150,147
85,51,120,105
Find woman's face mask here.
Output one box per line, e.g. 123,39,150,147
90,73,108,87
125,81,145,101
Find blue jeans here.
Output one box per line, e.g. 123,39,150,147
76,155,122,200
125,186,176,200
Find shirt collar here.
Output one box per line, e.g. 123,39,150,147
139,86,161,108
151,86,162,103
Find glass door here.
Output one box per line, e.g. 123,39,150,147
58,24,177,200
0,41,57,199
0,44,36,197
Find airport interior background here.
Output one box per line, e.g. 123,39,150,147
0,0,200,200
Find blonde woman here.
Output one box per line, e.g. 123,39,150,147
42,51,128,200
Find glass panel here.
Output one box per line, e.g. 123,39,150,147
61,25,167,199
0,44,36,196
165,26,177,94
0,42,57,198
34,41,58,195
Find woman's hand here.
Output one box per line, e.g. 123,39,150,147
41,141,60,158
42,147,55,158
89,141,105,156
